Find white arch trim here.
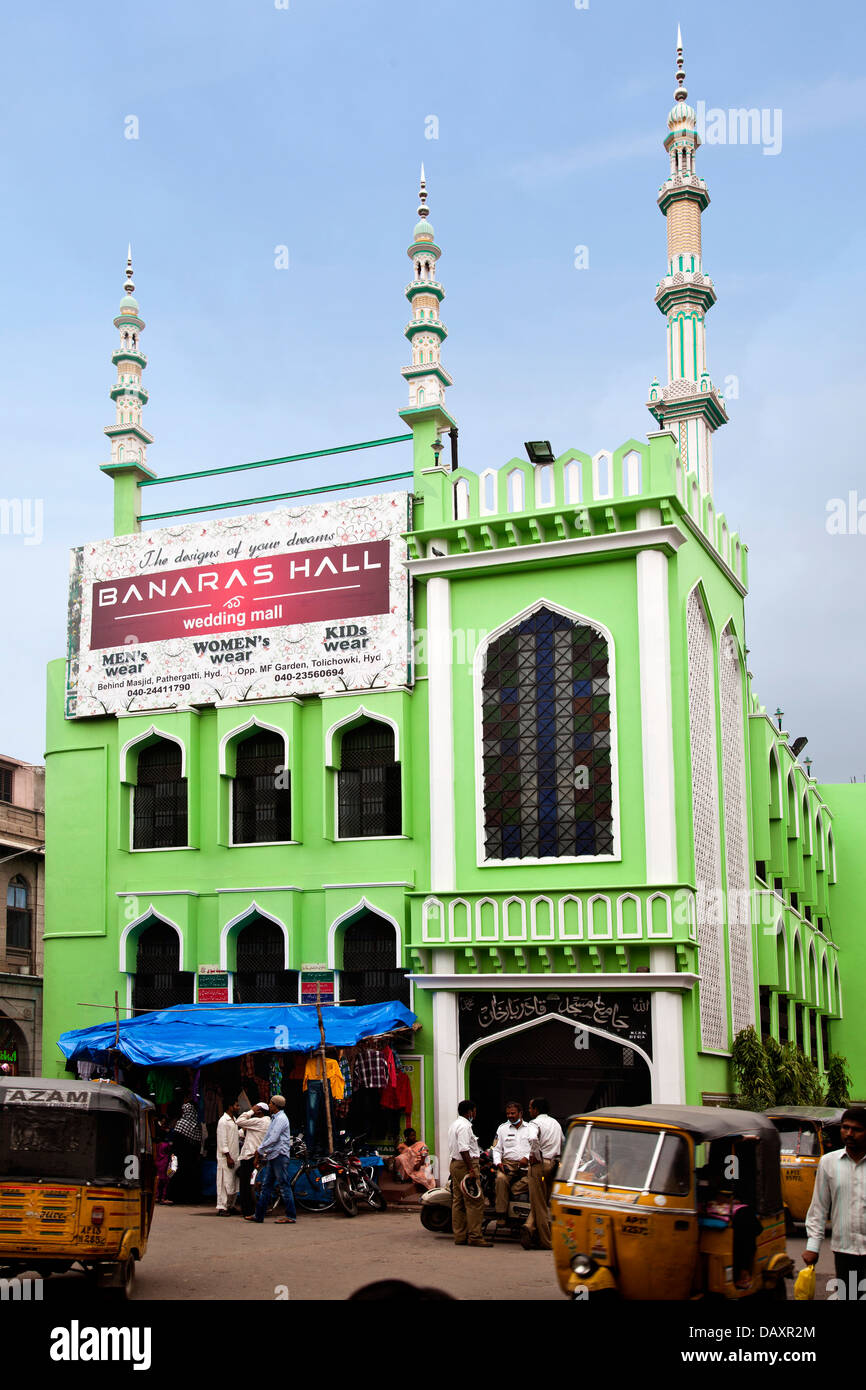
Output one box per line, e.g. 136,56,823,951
324,707,400,766
326,897,403,969
120,725,187,781
473,597,620,866
458,1011,654,1088
119,905,185,973
218,717,289,775
219,901,290,970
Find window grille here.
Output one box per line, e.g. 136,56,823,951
232,733,291,844
0,766,13,803
6,875,31,950
686,590,728,1050
132,924,193,1012
481,606,613,860
338,723,401,838
719,625,754,1032
133,740,187,849
341,916,409,1007
234,920,297,1003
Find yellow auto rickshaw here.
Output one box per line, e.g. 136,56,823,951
764,1106,844,1229
551,1104,793,1301
0,1076,156,1298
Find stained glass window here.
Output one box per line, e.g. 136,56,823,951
481,606,614,860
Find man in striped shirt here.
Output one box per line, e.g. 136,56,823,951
803,1106,866,1297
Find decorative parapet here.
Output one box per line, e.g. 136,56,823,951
410,886,698,948
407,431,748,588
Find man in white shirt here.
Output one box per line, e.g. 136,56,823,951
803,1106,866,1296
491,1100,538,1219
215,1100,240,1216
236,1101,271,1218
447,1099,491,1248
522,1097,564,1250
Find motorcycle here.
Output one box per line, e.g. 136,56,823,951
327,1133,388,1217
420,1150,531,1239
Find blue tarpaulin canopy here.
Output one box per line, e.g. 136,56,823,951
57,1001,417,1068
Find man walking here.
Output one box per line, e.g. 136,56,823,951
236,1101,271,1219
803,1106,866,1297
491,1100,538,1224
216,1099,240,1216
249,1095,297,1225
447,1100,491,1248
522,1097,564,1250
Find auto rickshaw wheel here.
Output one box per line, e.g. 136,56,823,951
101,1257,136,1301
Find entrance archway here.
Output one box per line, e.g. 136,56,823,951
0,1012,29,1076
466,1015,651,1145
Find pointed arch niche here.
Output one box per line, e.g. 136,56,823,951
328,899,410,1008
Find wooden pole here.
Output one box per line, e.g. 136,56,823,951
315,984,335,1153
113,991,120,1083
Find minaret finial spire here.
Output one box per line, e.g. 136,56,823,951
647,33,728,495
124,245,135,295
400,168,453,417
674,25,687,102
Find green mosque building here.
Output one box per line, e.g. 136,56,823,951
40,35,866,1156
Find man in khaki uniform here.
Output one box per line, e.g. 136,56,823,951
522,1097,564,1250
447,1099,491,1248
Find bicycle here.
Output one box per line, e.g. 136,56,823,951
257,1137,337,1214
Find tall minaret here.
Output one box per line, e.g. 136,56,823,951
401,165,453,413
647,30,727,495
104,248,153,474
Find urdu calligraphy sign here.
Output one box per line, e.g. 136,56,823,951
458,991,652,1056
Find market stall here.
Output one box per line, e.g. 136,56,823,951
56,1001,420,1199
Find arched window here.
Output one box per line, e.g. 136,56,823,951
132,923,192,1013
340,913,409,1007
786,774,798,836
564,460,581,504
506,469,524,511
232,731,291,844
6,875,31,950
454,478,470,520
623,449,642,496
234,918,296,1003
337,722,401,838
481,605,613,860
535,464,554,506
133,739,187,849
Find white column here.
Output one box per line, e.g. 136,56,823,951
649,946,686,1102
426,576,456,892
636,511,678,883
426,575,458,1159
432,951,459,1172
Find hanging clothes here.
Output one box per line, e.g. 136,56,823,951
352,1045,390,1091
302,1054,345,1101
269,1055,284,1098
381,1045,398,1089
146,1068,176,1105
338,1054,352,1101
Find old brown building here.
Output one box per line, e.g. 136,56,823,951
0,754,44,1074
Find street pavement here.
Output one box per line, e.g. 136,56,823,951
11,1208,836,1302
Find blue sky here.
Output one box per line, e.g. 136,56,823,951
1,0,865,779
